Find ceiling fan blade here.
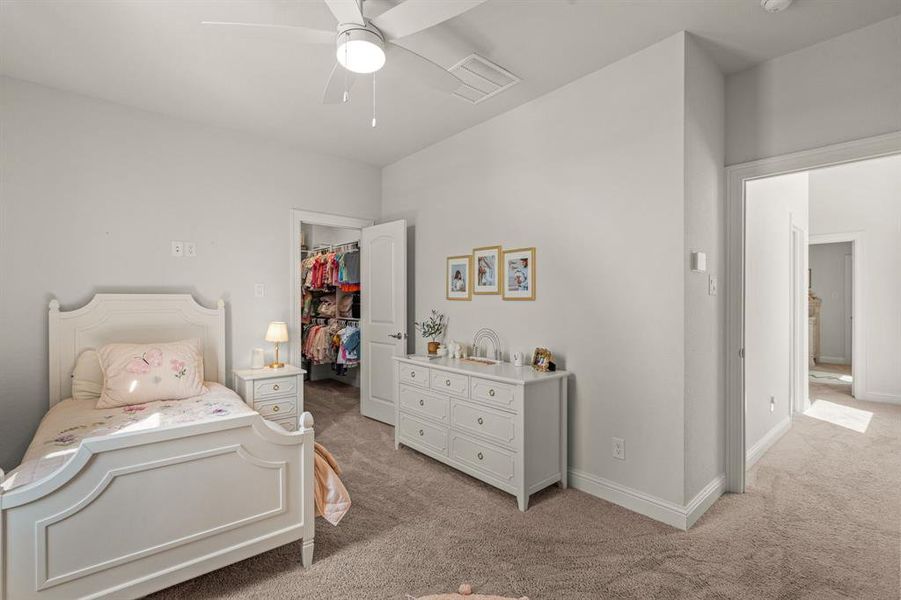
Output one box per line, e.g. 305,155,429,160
386,43,462,93
322,63,357,104
324,0,365,26
201,21,334,44
372,0,488,41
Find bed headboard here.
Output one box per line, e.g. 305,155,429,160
49,294,226,406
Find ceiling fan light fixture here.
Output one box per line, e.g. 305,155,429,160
336,28,385,74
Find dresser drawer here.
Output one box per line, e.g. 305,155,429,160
399,363,430,388
254,376,298,400
255,397,296,419
450,432,515,484
399,413,448,456
271,416,298,432
430,369,469,397
399,385,449,423
451,400,517,447
470,377,516,410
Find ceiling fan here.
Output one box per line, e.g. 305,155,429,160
203,0,488,121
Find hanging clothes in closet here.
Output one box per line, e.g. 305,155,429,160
300,241,361,379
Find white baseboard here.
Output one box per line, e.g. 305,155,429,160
568,469,725,531
817,356,849,365
858,391,901,405
746,416,791,468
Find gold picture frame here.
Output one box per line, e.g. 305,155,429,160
472,245,502,295
446,255,472,301
502,247,536,301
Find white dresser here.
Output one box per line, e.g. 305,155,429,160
393,356,568,511
233,365,305,432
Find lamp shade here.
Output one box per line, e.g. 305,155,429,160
265,321,289,343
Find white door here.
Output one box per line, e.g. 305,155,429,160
360,220,407,424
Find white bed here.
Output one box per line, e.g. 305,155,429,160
0,294,316,600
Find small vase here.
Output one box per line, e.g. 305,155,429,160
427,341,440,355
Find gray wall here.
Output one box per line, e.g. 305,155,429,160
808,242,852,364
384,32,726,508
744,172,809,453
0,77,381,470
683,35,725,502
726,15,901,166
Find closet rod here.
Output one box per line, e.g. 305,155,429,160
301,240,360,255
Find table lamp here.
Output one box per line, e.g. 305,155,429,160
265,321,289,368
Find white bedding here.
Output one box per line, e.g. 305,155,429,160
2,383,253,492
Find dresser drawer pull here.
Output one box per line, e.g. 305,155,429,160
272,405,280,413
488,389,495,397
272,384,280,391
419,399,424,406
477,452,484,461
445,379,451,387
477,417,484,425
419,429,424,436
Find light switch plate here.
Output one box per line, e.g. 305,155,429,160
254,283,265,298
171,241,184,257
185,242,196,257
708,276,718,296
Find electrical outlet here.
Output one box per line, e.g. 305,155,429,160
184,242,196,257
171,241,184,257
770,396,776,413
708,276,718,296
254,283,265,298
612,437,625,460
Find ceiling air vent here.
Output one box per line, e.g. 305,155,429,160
449,54,520,104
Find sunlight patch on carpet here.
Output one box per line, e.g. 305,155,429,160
805,399,872,433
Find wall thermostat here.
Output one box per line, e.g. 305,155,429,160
690,251,707,273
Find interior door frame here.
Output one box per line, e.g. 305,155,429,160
724,131,901,494
289,209,374,369
808,232,863,400
789,217,808,416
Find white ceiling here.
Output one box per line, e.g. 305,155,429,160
2,0,899,166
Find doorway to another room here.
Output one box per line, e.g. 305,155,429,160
290,210,407,427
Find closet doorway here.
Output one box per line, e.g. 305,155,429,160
290,210,407,426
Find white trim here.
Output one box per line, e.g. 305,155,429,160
817,356,850,365
809,232,865,400
746,416,791,469
725,130,901,494
859,391,901,405
289,209,374,368
568,469,725,531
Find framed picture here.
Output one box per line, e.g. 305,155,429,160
502,247,536,301
446,255,472,301
532,348,553,372
472,245,502,295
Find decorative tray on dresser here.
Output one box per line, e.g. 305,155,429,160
234,365,305,432
393,355,569,511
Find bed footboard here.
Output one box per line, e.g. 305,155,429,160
0,412,315,600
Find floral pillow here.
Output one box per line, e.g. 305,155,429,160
97,339,206,408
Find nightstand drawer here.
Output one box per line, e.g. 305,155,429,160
255,376,298,399
470,377,516,410
271,416,298,432
451,399,517,447
255,398,296,419
399,363,429,388
399,385,449,423
430,369,468,397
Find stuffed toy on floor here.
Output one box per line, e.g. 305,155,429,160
410,583,529,600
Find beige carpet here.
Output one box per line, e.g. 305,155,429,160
150,379,901,599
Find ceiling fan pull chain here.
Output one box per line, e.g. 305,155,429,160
343,31,350,103
371,73,377,128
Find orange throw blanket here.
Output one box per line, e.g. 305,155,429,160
314,442,351,525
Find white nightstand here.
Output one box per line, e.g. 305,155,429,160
233,365,305,432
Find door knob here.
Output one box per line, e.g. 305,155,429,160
388,332,407,339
